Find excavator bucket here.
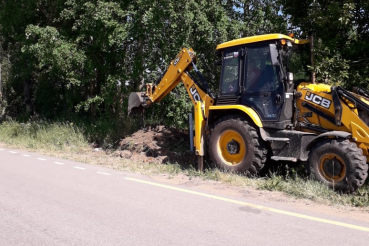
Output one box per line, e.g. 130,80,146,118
128,92,144,114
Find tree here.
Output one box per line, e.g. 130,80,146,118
280,0,369,88
0,0,287,128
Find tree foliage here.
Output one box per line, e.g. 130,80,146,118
280,0,369,88
2,0,366,129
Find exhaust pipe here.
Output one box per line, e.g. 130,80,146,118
309,32,316,84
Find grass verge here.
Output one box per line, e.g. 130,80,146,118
0,120,88,152
0,120,368,208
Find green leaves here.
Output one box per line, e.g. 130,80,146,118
23,25,85,83
75,96,104,113
0,0,287,123
280,0,369,88
2,0,363,129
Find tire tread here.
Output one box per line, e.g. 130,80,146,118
309,139,368,193
209,115,267,175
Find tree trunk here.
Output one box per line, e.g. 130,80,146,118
90,78,96,118
24,79,33,115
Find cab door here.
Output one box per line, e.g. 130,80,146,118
241,43,284,122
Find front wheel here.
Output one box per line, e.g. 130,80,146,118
309,139,368,193
209,116,267,175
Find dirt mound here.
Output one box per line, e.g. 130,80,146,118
119,125,195,165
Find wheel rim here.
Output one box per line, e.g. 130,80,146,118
319,154,346,182
217,130,246,166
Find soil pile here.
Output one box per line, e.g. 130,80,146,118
119,125,195,165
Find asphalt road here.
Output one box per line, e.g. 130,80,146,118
1,148,369,246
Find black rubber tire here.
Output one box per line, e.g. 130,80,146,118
209,115,267,175
308,139,368,193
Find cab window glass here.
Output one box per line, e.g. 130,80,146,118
246,46,279,92
220,49,240,95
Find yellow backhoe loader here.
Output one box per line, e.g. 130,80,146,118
128,34,369,193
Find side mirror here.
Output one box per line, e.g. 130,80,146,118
269,44,279,66
287,72,294,84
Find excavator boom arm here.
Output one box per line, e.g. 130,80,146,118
128,48,215,170
128,48,211,113
150,48,193,103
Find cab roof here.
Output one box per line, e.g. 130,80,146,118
216,33,310,50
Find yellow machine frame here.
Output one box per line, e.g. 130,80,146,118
128,33,369,192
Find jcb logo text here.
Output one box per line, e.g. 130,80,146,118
190,85,202,102
305,92,331,109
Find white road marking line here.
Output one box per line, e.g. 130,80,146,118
37,158,46,161
74,166,86,170
22,154,30,157
96,172,111,176
9,151,17,154
125,177,369,233
54,162,64,165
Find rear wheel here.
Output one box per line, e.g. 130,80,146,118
309,139,368,193
209,116,267,174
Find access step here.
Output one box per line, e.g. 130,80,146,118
271,156,298,162
265,137,290,142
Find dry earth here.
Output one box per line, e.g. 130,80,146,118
118,125,196,166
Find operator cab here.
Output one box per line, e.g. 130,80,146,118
216,34,311,129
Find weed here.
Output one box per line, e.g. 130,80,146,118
257,175,284,191
0,120,88,152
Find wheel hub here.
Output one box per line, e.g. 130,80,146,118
319,154,346,182
226,140,240,155
217,130,246,166
323,158,343,177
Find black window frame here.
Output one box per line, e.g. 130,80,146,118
219,46,243,96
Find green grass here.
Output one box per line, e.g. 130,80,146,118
0,119,368,208
0,120,88,152
256,172,369,207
